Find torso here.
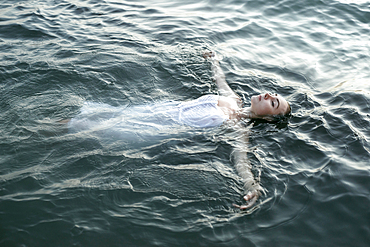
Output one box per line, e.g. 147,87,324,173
177,95,228,128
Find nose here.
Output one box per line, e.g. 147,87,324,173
264,93,277,100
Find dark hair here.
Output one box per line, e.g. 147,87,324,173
249,107,292,129
267,102,292,123
242,101,292,123
285,102,292,116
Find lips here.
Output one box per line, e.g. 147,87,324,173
251,95,261,105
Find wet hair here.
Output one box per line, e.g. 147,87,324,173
241,100,292,123
260,102,292,123
248,104,292,129
285,102,292,116
272,102,292,122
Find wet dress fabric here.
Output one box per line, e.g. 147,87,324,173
68,95,228,143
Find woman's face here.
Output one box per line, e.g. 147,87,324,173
251,93,289,116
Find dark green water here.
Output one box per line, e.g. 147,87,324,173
1,0,370,246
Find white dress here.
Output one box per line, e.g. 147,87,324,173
178,95,228,128
68,95,228,143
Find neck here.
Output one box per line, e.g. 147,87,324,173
238,107,258,119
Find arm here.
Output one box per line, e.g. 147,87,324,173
231,124,262,209
203,52,241,103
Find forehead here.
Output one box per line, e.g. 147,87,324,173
276,95,288,111
277,94,287,103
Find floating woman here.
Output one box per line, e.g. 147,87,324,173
65,51,291,209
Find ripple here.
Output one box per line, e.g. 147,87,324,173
1,0,370,246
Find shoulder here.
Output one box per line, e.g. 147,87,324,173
218,96,240,109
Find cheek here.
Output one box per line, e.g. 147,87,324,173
254,102,272,115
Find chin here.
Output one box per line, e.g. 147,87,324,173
251,95,257,105
250,95,259,108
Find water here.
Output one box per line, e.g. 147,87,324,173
1,0,370,246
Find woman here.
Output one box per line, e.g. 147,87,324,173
66,51,291,209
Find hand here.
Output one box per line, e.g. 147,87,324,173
233,190,259,210
203,51,216,60
203,51,220,68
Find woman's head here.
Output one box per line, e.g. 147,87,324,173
250,93,291,120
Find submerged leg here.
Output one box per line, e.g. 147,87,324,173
58,119,71,124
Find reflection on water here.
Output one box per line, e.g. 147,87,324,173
1,0,370,246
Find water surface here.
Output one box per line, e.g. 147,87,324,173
1,0,370,246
